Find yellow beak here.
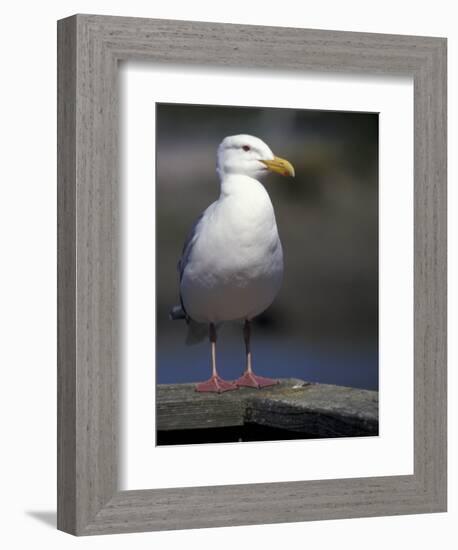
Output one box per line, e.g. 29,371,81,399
261,155,295,177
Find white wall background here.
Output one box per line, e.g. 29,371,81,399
0,1,455,548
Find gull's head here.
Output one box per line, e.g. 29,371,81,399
216,134,295,180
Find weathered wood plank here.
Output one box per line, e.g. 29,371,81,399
157,379,378,437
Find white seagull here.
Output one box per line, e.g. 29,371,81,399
170,134,295,393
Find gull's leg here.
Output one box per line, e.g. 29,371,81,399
235,320,279,389
195,323,237,393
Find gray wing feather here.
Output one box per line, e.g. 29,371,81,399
177,211,205,282
170,205,216,346
175,207,210,323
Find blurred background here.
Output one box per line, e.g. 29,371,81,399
156,103,378,390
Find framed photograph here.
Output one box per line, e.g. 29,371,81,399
57,14,447,535
154,102,379,448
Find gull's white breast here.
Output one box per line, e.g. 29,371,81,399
180,175,283,323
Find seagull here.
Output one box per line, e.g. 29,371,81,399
169,134,295,393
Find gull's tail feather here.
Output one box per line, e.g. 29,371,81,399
169,304,208,346
185,320,208,346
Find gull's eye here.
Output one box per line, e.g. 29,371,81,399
242,145,250,152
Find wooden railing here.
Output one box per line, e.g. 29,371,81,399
157,379,378,444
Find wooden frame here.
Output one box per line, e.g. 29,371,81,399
57,14,447,535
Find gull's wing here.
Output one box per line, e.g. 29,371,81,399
173,205,211,322
171,207,212,344
178,200,217,281
177,211,205,282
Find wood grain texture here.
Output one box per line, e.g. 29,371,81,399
57,16,77,534
57,14,447,535
157,379,378,436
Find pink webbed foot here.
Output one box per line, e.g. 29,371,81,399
235,371,279,389
195,375,238,393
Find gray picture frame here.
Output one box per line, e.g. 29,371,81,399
57,14,447,536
